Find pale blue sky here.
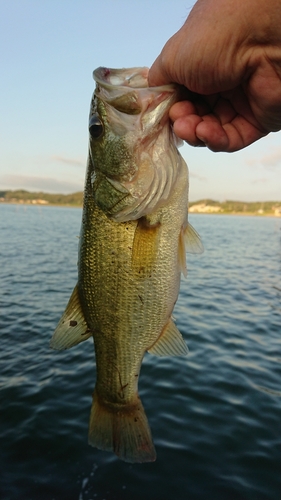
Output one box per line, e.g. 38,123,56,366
1,0,280,201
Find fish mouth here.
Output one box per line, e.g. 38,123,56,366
93,66,177,92
94,67,150,89
90,67,183,222
93,66,178,116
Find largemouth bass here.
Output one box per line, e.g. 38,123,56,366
50,67,203,463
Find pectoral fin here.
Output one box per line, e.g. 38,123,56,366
147,318,188,357
132,216,161,277
178,222,204,276
50,284,91,350
184,223,204,254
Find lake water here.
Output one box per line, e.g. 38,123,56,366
0,203,280,500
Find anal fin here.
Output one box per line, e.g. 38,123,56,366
147,318,188,357
50,284,91,350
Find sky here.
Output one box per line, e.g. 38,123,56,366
0,0,281,202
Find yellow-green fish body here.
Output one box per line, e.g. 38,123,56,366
50,67,203,463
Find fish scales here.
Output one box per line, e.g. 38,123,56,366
50,66,203,463
79,156,187,401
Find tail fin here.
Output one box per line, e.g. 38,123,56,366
88,390,156,463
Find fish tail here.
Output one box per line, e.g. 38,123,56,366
88,389,156,463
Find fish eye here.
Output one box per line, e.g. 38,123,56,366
89,114,104,139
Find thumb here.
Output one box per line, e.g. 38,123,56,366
148,55,171,87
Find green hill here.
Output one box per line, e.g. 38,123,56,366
189,199,281,216
0,189,83,206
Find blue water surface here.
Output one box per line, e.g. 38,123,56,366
0,204,280,500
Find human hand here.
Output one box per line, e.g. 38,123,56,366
148,0,281,152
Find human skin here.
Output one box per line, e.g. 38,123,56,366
148,0,281,152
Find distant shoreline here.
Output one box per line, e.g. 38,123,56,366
1,202,281,218
1,190,281,217
0,200,82,209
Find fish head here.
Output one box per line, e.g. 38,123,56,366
88,67,184,221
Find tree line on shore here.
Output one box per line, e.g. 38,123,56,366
1,189,280,215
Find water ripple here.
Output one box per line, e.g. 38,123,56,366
0,207,280,500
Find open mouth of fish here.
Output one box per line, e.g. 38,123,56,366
88,66,182,222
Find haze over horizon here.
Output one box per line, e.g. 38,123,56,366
1,0,281,202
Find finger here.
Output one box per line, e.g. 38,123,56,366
172,110,229,149
196,120,229,151
172,115,206,147
169,99,212,121
169,101,197,121
223,117,267,151
148,56,170,86
211,97,237,125
221,87,266,132
196,116,267,152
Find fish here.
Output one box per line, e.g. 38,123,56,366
50,66,203,463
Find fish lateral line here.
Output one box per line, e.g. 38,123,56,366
113,363,130,400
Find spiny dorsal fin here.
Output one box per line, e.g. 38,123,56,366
178,222,204,277
147,318,188,357
50,284,91,350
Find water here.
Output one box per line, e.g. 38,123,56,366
1,203,280,500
